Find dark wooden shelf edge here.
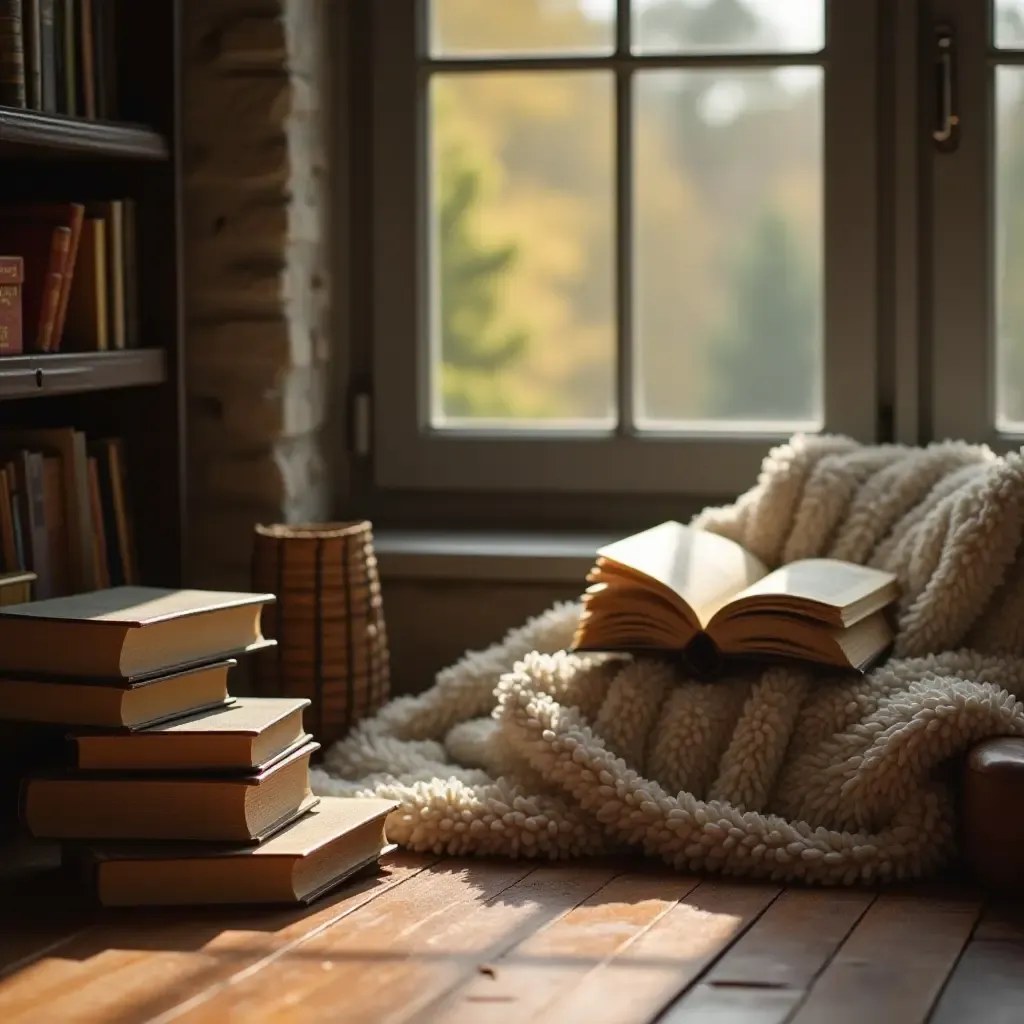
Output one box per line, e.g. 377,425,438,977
0,349,167,398
0,108,168,159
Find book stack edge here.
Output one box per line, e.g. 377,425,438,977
0,585,396,907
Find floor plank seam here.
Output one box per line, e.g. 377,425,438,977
778,889,880,1024
923,896,988,1023
393,862,541,947
140,857,443,1024
651,882,787,1023
404,866,635,1023
0,926,95,984
382,860,553,1023
540,875,704,1024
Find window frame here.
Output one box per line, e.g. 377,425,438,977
928,0,1024,450
369,0,881,496
929,0,992,443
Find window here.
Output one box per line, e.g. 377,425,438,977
369,0,879,495
362,0,1024,510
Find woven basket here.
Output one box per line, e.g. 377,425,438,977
250,521,390,748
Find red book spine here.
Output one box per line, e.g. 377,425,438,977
0,255,23,355
37,226,69,352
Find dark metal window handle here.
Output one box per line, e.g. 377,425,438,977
933,24,959,151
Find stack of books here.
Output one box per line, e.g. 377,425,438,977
0,585,396,907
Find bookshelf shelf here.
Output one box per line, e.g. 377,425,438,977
0,109,168,160
0,349,167,398
0,0,184,591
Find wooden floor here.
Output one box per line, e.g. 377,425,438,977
1,844,1022,1023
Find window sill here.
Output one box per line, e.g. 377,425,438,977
373,530,614,584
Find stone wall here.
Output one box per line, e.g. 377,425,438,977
181,0,335,589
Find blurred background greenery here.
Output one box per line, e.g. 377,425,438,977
429,0,822,429
426,0,1024,431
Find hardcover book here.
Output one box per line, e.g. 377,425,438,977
69,696,312,772
21,739,320,842
0,586,276,678
570,521,899,674
0,657,236,729
0,255,23,354
71,796,398,907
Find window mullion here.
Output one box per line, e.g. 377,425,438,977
615,0,634,433
819,0,880,442
888,0,924,445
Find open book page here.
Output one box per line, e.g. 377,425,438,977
574,581,696,649
595,521,769,627
712,609,893,671
710,558,899,628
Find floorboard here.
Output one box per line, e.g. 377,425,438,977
164,859,554,1023
929,938,1024,1024
0,854,436,1024
416,872,702,1023
527,880,781,1024
0,854,1018,1024
659,886,875,1024
0,841,93,980
786,892,981,1024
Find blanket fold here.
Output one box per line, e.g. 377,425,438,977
312,435,1024,884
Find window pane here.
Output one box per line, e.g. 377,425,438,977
428,72,615,428
633,0,824,55
996,67,1024,426
430,0,615,57
633,67,823,429
996,1,1024,48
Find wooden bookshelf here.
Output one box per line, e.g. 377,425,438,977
0,348,165,397
0,0,184,587
0,110,168,160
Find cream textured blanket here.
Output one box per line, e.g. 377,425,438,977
312,435,1024,884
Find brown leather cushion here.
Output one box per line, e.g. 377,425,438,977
963,737,1024,890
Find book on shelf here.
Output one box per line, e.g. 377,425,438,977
0,0,25,108
0,255,23,353
0,427,138,598
0,0,117,118
0,198,135,353
570,521,899,674
69,797,399,908
0,568,34,604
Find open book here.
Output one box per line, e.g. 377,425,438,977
569,521,899,673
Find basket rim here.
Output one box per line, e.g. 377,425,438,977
254,521,373,541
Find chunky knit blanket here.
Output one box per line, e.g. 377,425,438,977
312,435,1024,884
